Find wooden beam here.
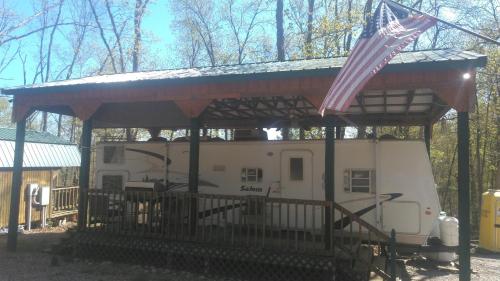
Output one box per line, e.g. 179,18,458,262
70,100,101,121
457,112,471,281
7,118,26,252
77,119,92,230
260,98,288,115
174,99,212,118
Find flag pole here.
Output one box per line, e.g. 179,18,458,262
385,0,500,45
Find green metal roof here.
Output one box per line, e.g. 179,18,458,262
0,127,72,145
2,49,487,95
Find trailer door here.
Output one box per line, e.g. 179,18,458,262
280,150,313,200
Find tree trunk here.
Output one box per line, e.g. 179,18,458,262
57,114,62,137
276,0,285,61
344,0,353,52
305,0,314,59
41,112,48,132
132,0,143,72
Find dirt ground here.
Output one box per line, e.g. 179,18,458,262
0,226,499,281
400,253,500,281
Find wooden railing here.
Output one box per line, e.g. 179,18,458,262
86,189,396,279
50,186,79,218
332,201,393,280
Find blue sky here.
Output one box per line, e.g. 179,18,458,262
1,1,175,88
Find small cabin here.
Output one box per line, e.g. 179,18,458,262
0,127,81,228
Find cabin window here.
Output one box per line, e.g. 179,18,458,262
241,168,263,182
102,175,123,191
289,158,303,181
344,169,374,193
103,146,124,164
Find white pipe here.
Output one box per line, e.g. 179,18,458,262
374,140,381,228
26,190,32,231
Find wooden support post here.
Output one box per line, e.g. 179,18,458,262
189,118,200,235
7,118,26,252
457,112,470,281
424,124,432,157
282,128,289,140
189,118,200,193
77,119,92,230
324,115,335,250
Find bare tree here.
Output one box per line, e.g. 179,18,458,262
171,0,220,66
276,0,288,139
132,0,150,72
225,0,266,64
88,0,118,73
276,0,285,62
104,0,125,72
0,0,60,48
305,0,315,58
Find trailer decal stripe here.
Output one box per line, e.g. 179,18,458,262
198,203,244,219
125,148,172,165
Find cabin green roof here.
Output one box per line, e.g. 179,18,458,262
0,127,72,145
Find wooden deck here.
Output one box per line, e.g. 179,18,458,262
77,189,396,280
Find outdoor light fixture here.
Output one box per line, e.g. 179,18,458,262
462,72,471,80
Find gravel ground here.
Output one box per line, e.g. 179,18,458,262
401,252,500,281
1,226,499,281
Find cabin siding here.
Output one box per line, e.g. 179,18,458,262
0,170,56,227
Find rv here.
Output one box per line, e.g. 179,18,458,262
94,137,445,247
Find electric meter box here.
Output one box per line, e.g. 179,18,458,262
479,189,500,252
39,186,50,206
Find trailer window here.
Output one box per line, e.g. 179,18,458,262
103,146,124,164
102,175,123,191
344,169,374,193
289,158,303,181
241,168,263,182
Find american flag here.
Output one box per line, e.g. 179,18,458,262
319,1,437,115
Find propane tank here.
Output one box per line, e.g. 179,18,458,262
425,212,458,262
429,211,447,238
440,216,459,247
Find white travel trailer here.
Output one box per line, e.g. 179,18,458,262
94,138,445,247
